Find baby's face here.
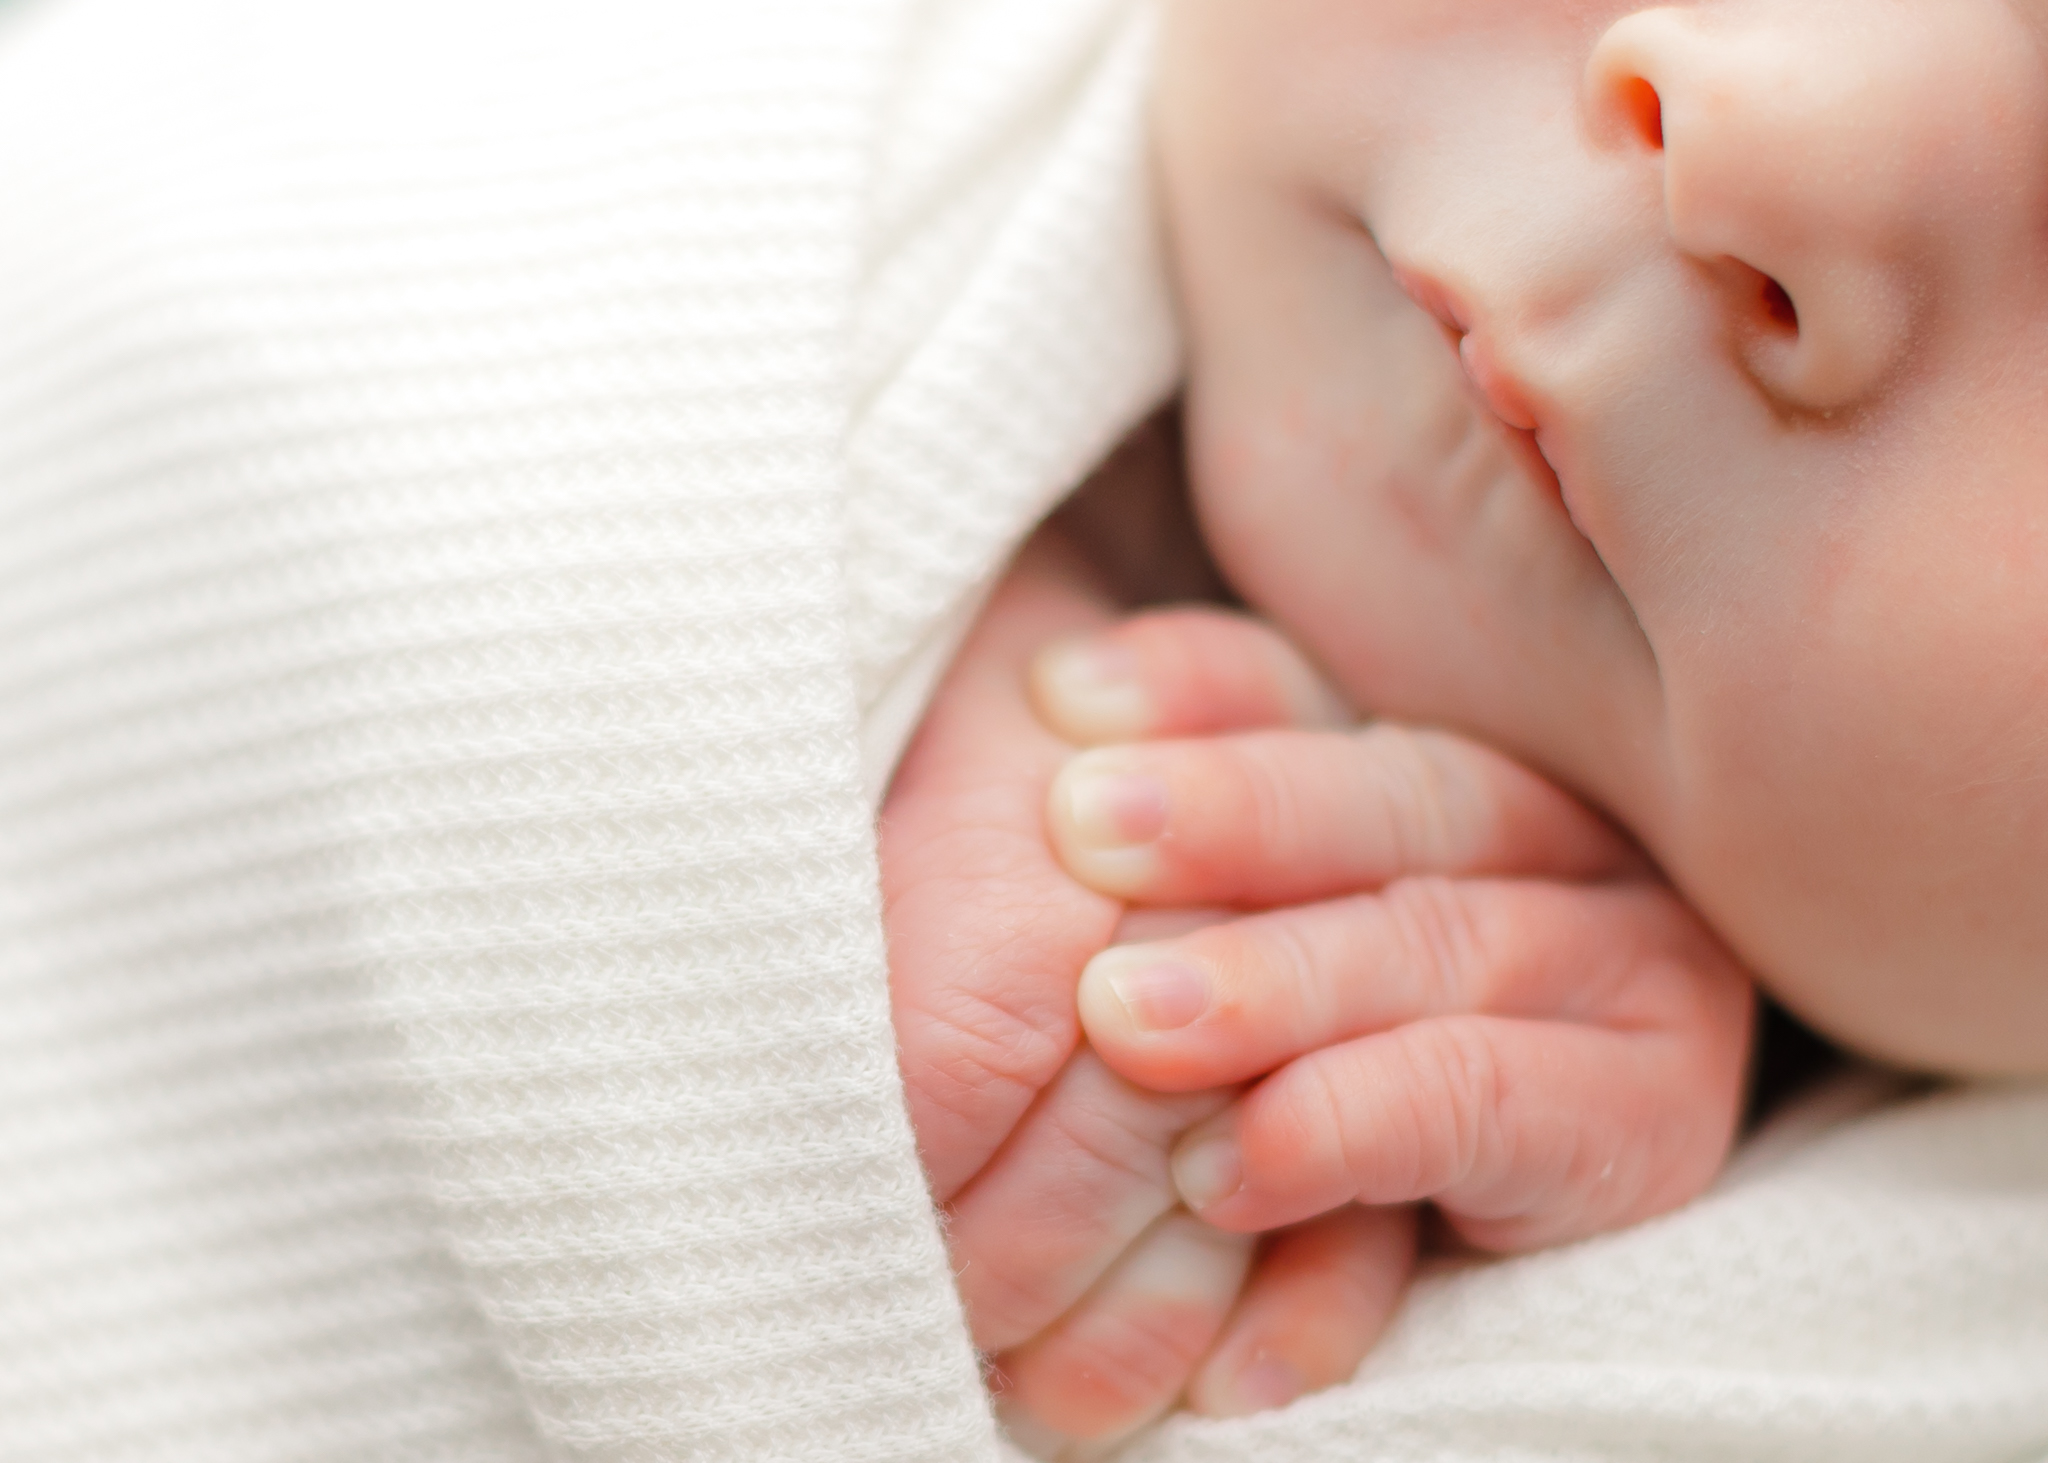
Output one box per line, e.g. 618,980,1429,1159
1160,0,2048,1071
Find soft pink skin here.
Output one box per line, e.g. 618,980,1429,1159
884,0,2048,1433
885,543,1749,1444
1052,703,1750,1249
1159,0,2048,1075
883,541,1421,1442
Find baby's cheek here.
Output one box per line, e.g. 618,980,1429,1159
1656,491,2048,1070
1188,417,1436,719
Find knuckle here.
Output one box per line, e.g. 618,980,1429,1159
1227,742,1308,862
1041,1085,1179,1201
1067,1303,1214,1403
1354,724,1478,870
1011,1331,1184,1439
890,854,1111,1140
1431,1023,1507,1198
1007,1266,1231,1438
1291,1057,1373,1194
1386,1022,1502,1200
909,977,1075,1129
1246,911,1324,1015
1188,909,1337,1052
1378,875,1491,1013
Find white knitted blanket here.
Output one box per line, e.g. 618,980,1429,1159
1,2,2044,1461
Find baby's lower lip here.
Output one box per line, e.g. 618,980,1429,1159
1456,334,1539,434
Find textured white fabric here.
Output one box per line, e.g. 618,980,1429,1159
0,1,1171,1459
2,2,2046,1462
1123,1073,2048,1463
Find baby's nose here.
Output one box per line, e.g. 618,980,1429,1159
1586,5,1943,411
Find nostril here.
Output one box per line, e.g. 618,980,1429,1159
1760,276,1798,333
1619,75,1664,151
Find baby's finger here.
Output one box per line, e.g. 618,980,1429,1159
884,536,1125,1201
1080,877,1727,1091
946,1048,1233,1354
1186,1205,1416,1418
993,1209,1254,1450
1031,607,1350,746
1049,724,1639,906
1173,1011,1747,1250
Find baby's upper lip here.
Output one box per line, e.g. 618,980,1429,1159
1389,265,1471,337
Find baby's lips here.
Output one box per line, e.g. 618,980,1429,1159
1458,333,1540,432
1389,264,1471,337
1388,263,1553,461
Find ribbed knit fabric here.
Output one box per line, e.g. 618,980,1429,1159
0,1,1171,1459
1127,1074,2048,1463
4,3,2047,1463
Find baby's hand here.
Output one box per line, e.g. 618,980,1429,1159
1041,642,1755,1258
885,543,1410,1450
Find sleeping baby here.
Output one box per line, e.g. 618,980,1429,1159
884,0,2048,1452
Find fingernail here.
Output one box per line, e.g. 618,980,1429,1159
1034,637,1152,742
1086,947,1210,1032
1172,1133,1244,1213
1059,754,1169,850
1052,756,1167,897
1228,1356,1308,1414
992,1399,1070,1461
